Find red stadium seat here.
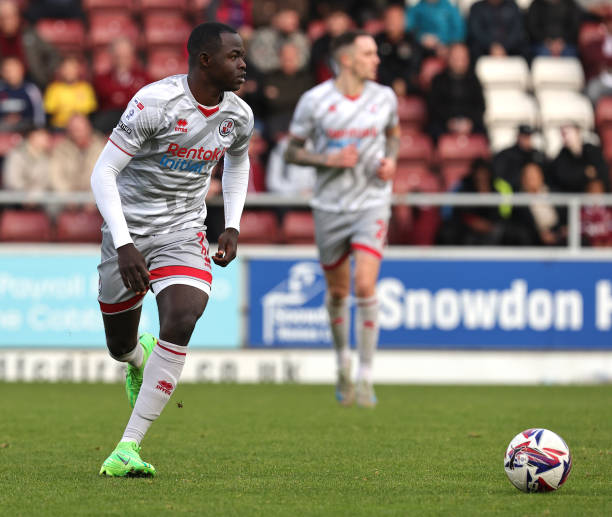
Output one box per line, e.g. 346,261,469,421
282,211,315,244
397,132,434,165
578,22,605,51
437,134,490,190
596,97,612,131
238,210,280,244
138,0,188,11
441,164,472,191
410,207,441,245
419,57,446,91
83,0,135,12
36,19,85,53
397,95,427,133
88,13,139,48
92,48,113,75
393,165,440,193
148,48,188,81
0,132,23,157
601,127,612,165
143,13,191,47
0,210,52,242
55,209,103,243
387,205,413,245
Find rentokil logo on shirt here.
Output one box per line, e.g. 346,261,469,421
158,142,226,173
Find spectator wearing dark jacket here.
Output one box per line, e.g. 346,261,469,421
427,43,486,141
375,3,424,96
0,56,45,131
549,125,610,192
526,0,582,57
467,0,528,60
492,125,547,191
0,0,61,89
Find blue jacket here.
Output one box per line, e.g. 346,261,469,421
406,0,466,45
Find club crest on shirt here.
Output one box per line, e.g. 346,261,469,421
219,118,235,136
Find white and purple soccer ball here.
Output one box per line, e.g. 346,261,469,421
504,428,572,493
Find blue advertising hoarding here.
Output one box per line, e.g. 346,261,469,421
0,253,241,348
248,258,612,349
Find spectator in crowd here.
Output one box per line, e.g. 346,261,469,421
0,56,45,131
49,114,105,207
203,0,253,32
44,55,97,129
92,38,150,134
0,0,61,89
492,125,547,191
266,135,316,195
586,58,612,106
253,0,309,28
581,178,612,247
437,158,514,245
25,0,84,22
467,0,529,60
247,126,268,193
581,13,612,81
406,0,465,58
310,9,352,83
427,43,486,141
375,2,424,96
527,0,582,57
2,125,52,205
261,42,313,140
512,161,567,246
549,124,610,192
247,8,310,74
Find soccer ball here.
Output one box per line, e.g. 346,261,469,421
504,428,572,492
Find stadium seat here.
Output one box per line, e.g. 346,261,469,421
143,13,191,47
393,165,440,193
138,0,188,12
515,0,533,9
397,132,434,165
596,97,612,131
0,210,52,242
419,57,446,91
475,56,530,91
542,127,601,159
282,211,315,244
387,205,413,245
35,19,85,53
538,90,594,130
83,0,135,12
488,126,518,153
600,127,612,164
578,21,605,52
457,0,479,15
88,13,139,48
484,90,539,129
410,206,441,245
437,134,491,190
238,210,280,244
0,132,23,157
531,57,585,92
55,209,103,243
397,95,427,133
148,48,188,81
92,48,112,75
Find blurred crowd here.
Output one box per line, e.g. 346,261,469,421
0,0,612,247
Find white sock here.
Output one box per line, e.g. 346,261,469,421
355,296,379,384
121,339,186,444
326,294,351,372
110,340,143,369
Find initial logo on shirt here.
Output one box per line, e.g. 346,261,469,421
219,118,235,136
174,119,188,132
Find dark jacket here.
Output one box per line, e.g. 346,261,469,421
467,0,528,58
492,143,547,191
526,0,581,44
375,31,424,93
550,144,610,192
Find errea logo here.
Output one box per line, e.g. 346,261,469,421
175,119,188,132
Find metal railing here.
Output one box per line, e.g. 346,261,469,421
1,190,612,252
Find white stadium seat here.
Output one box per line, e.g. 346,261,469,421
538,90,594,130
457,0,479,16
476,56,530,91
515,0,533,10
543,127,602,159
488,127,545,153
531,56,585,92
484,90,539,128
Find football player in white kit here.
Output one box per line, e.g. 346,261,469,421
91,23,253,476
285,31,400,408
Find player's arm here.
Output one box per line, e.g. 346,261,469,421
377,124,401,181
90,142,149,294
284,136,359,168
213,149,249,267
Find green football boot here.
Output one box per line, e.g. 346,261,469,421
99,441,156,478
126,333,157,408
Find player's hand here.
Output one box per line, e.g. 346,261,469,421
376,157,396,181
116,243,150,295
325,145,359,168
213,227,239,267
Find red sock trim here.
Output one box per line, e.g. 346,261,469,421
157,342,187,356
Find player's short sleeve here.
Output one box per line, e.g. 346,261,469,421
386,87,399,130
227,108,254,156
108,94,162,156
288,91,315,140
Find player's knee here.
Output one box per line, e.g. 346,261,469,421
159,305,204,343
328,285,350,299
354,280,376,299
106,336,138,358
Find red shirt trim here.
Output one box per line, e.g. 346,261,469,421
108,138,134,157
149,265,212,284
99,292,145,314
197,105,220,117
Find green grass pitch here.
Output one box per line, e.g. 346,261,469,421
1,383,610,516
